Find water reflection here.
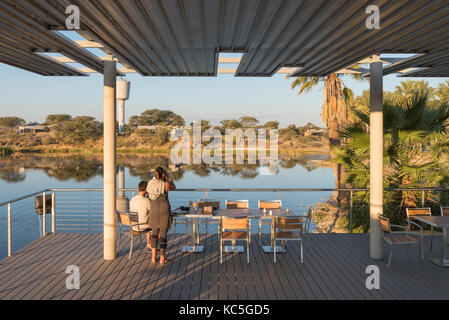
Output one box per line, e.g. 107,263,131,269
0,153,331,183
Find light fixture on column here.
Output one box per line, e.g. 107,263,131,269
117,78,131,133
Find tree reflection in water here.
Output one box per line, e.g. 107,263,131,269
0,153,331,183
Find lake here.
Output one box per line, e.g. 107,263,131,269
0,153,335,259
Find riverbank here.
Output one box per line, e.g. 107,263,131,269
0,127,330,155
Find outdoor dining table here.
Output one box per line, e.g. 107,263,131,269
175,207,298,254
414,216,449,267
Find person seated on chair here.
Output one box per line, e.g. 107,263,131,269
130,181,152,250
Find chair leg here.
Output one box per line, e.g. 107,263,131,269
220,240,223,264
419,236,424,260
173,220,177,234
259,220,262,246
139,235,143,248
274,240,277,263
387,244,393,268
306,233,311,250
282,240,285,254
300,240,304,264
247,241,250,264
129,236,133,260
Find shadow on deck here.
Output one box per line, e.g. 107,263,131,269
0,233,448,300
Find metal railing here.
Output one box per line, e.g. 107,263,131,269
1,187,447,258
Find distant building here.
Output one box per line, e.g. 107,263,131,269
304,129,327,137
16,125,51,133
137,125,191,131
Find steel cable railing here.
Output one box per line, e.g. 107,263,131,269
1,187,446,258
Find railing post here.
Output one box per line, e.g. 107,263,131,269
349,190,353,234
277,191,280,201
42,191,46,236
52,191,56,234
205,191,208,200
421,190,425,208
8,203,11,257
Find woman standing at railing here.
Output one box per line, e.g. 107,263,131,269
147,166,176,265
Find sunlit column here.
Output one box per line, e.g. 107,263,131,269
103,58,117,260
369,55,384,259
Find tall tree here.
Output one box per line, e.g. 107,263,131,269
394,80,434,100
436,80,449,103
290,73,356,146
239,116,259,128
132,109,185,126
0,117,26,128
337,92,449,231
45,114,72,124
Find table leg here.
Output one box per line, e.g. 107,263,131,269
182,217,204,253
432,226,449,267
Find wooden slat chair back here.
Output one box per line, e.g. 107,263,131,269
275,217,303,230
440,207,449,216
405,207,442,255
378,214,419,268
225,200,249,209
198,199,220,210
197,199,220,234
222,217,249,230
406,207,431,219
116,211,149,259
258,200,282,210
303,207,314,249
258,200,282,245
379,215,391,233
272,216,303,263
219,217,250,264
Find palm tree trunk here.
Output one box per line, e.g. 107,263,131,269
328,119,340,146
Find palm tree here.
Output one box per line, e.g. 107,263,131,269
394,80,434,100
290,73,357,146
436,80,449,103
337,92,449,231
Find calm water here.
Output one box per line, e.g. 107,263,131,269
0,154,335,259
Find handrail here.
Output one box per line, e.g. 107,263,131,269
2,186,449,257
3,187,449,208
0,189,50,207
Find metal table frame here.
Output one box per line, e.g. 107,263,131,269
414,216,449,267
174,208,300,254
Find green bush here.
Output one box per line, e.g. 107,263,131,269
0,147,13,157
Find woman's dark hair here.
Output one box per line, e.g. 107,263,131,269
138,181,148,192
154,167,165,180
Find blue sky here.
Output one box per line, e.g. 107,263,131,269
0,62,447,128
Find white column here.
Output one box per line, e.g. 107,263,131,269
118,100,125,133
369,56,384,259
118,167,125,198
104,59,117,260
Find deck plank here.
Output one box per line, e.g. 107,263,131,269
0,233,448,300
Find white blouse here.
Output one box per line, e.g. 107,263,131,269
146,177,166,200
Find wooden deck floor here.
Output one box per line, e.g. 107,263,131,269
0,233,448,300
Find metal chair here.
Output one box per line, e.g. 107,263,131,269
303,207,314,249
406,207,443,257
440,207,449,216
225,200,249,209
219,217,250,264
116,211,151,259
271,216,303,263
379,214,420,268
198,198,220,235
258,200,282,245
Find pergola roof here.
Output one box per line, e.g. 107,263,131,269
1,0,449,77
